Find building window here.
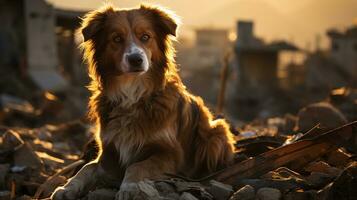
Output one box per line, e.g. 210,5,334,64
332,42,339,51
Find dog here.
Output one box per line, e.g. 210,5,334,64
51,4,236,200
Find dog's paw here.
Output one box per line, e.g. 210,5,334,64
51,182,83,200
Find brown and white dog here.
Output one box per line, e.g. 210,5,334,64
52,4,235,200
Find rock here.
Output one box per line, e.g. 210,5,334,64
88,188,117,200
235,178,308,192
174,180,213,200
207,180,233,200
326,148,351,167
284,190,317,200
305,161,342,177
306,172,334,188
256,188,281,200
0,191,11,200
155,181,176,196
13,142,43,170
296,102,347,132
2,130,24,149
137,181,161,198
179,192,198,200
325,162,357,200
229,185,255,200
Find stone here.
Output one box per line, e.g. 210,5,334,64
229,185,255,200
179,192,198,200
296,102,347,132
2,130,24,149
155,181,176,196
256,187,281,200
326,148,351,167
13,142,43,170
88,188,117,200
284,190,317,200
306,172,334,188
325,162,357,200
305,161,342,177
207,180,233,200
137,181,161,198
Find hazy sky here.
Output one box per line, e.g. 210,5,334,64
48,0,357,49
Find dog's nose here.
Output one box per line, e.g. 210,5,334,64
127,53,143,67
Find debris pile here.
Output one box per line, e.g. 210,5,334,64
0,88,356,200
0,120,91,200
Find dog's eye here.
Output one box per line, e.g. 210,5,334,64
113,36,122,43
140,34,150,42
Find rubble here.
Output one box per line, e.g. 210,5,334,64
296,102,347,132
256,187,281,200
207,180,233,200
0,88,356,200
229,185,255,200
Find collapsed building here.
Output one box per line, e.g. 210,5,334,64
0,0,86,94
233,21,299,120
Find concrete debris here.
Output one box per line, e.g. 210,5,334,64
325,162,357,200
306,172,334,188
296,102,347,132
0,87,356,200
256,187,282,200
304,161,342,177
207,180,233,200
284,190,317,200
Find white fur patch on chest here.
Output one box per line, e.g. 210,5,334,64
107,76,148,108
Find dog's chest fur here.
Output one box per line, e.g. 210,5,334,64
98,101,177,176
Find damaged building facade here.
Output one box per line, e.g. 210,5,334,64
305,25,357,98
233,21,299,120
0,0,86,95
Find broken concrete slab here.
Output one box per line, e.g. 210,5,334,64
256,187,281,200
207,180,233,200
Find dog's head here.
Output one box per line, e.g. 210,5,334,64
81,4,178,82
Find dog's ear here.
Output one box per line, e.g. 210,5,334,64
81,6,115,42
140,4,179,37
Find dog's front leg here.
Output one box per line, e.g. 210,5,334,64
115,146,180,200
51,161,99,200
